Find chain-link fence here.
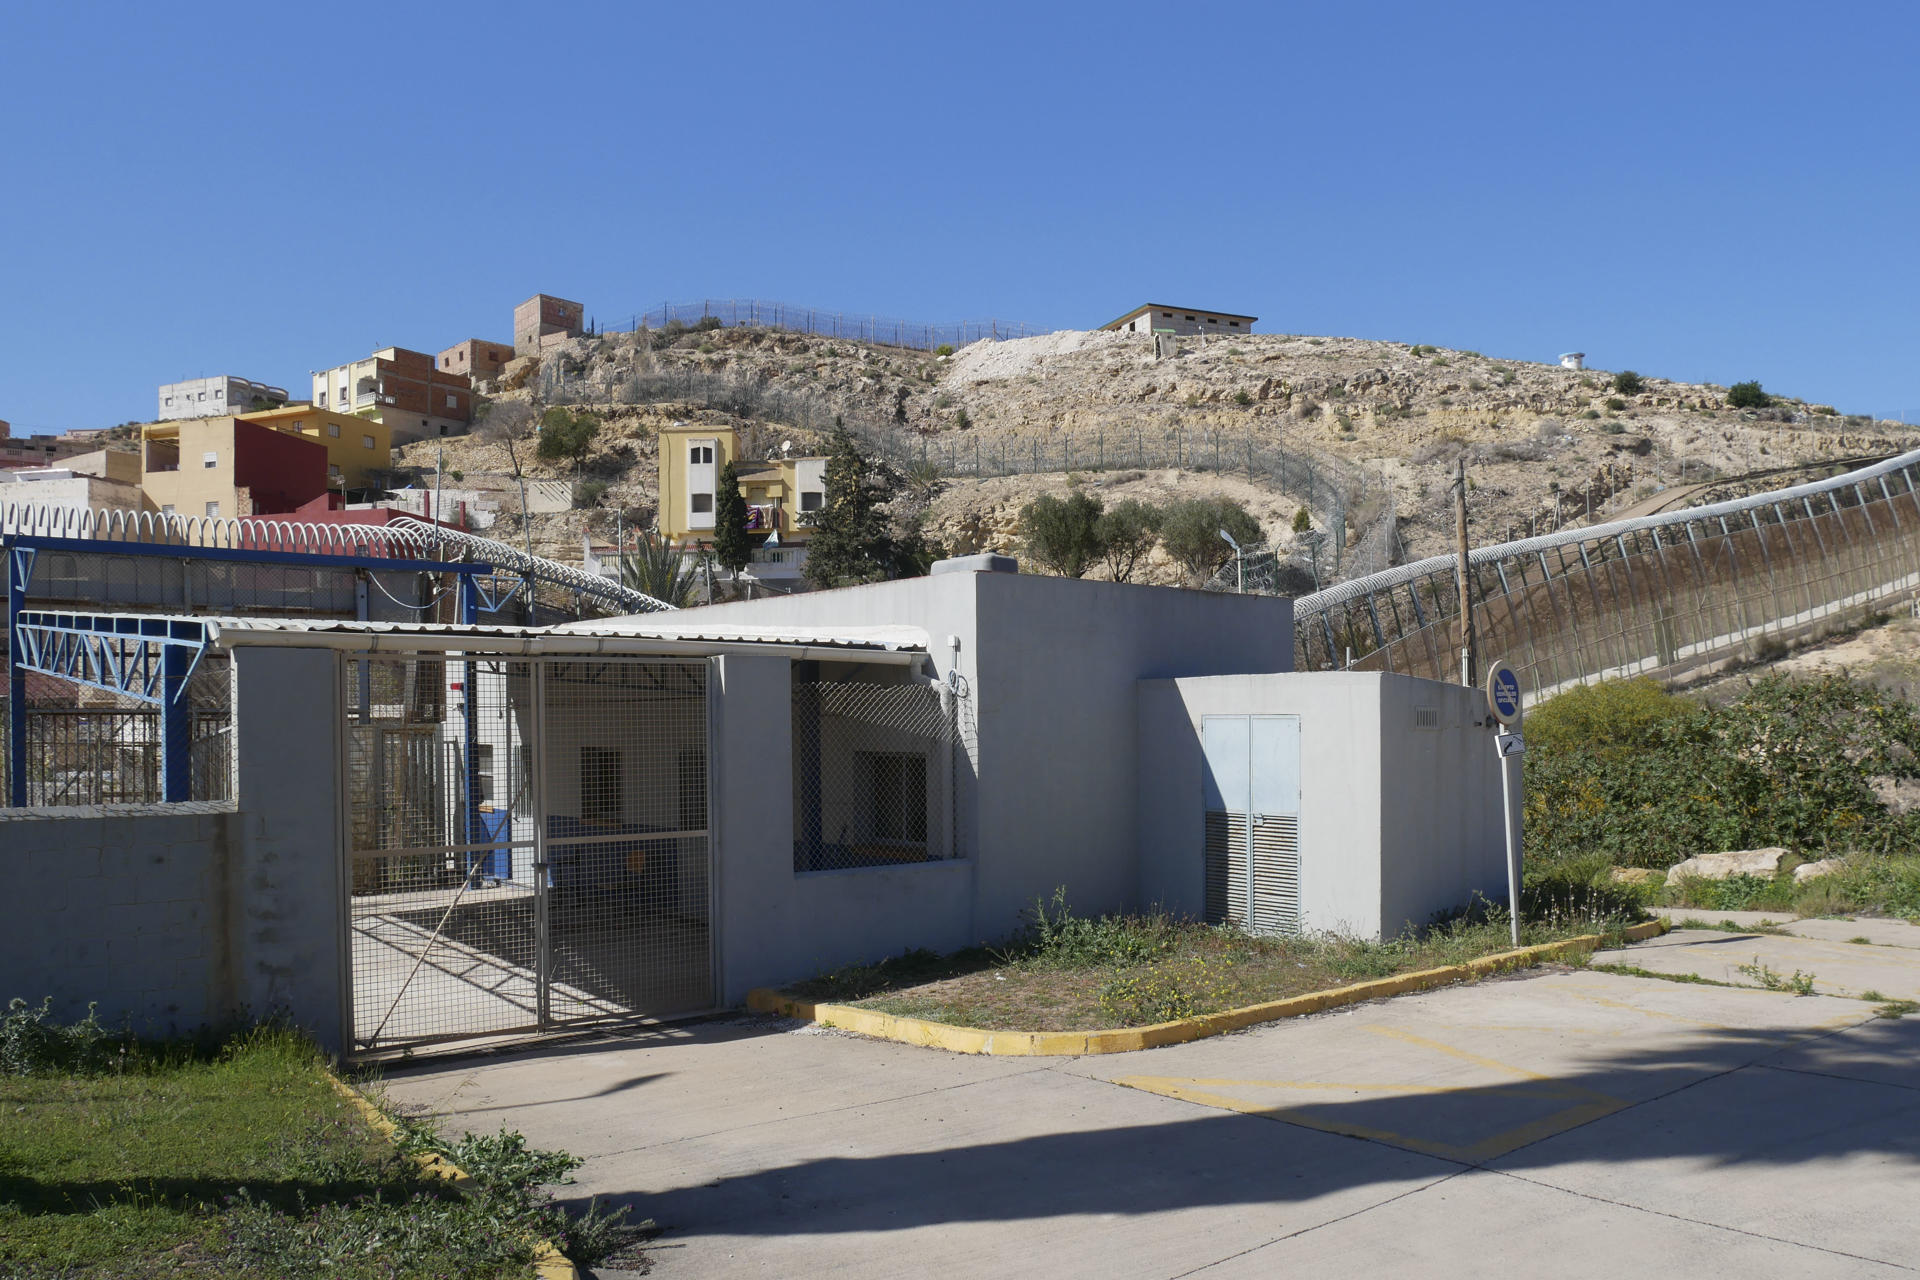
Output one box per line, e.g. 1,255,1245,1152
598,298,1043,352
1294,451,1920,698
792,677,960,872
544,353,1400,583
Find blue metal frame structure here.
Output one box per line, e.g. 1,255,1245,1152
4,531,502,809
10,610,209,804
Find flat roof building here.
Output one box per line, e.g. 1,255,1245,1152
158,375,289,422
437,339,517,382
1100,304,1258,337
310,347,473,445
514,294,585,355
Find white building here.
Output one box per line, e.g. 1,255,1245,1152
1100,304,1259,337
1559,353,1586,371
0,450,143,529
157,376,289,421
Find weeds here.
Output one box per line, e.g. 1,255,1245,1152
1738,959,1817,995
1874,999,1918,1019
1590,963,1739,989
1,997,131,1075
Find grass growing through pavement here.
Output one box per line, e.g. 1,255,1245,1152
0,1000,638,1278
787,885,1647,1033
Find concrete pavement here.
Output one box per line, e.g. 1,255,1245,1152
381,929,1920,1278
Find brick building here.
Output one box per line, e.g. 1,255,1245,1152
436,339,517,382
309,347,473,445
513,293,585,355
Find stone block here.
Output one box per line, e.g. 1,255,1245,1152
1665,847,1787,886
1793,857,1846,883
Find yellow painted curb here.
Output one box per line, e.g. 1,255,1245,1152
325,1071,580,1280
748,918,1671,1057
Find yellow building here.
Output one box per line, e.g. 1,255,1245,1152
236,404,393,489
656,424,827,579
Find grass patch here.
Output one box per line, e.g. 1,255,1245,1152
1670,916,1791,934
0,1006,641,1277
1874,999,1919,1019
788,889,1645,1032
1589,963,1741,989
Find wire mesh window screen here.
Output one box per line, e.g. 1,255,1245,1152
793,677,958,871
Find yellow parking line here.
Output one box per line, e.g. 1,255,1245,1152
1364,1025,1550,1080
1111,1073,1628,1162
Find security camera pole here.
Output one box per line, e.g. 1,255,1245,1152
1453,457,1476,687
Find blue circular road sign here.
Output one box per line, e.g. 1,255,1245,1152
1486,661,1523,726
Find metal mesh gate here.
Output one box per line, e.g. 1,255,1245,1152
345,652,712,1054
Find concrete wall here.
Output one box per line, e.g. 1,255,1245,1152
680,566,1295,987
709,653,975,1001
159,376,288,421
0,647,347,1049
1137,672,1509,940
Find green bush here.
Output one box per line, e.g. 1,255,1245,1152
572,479,609,509
935,343,955,357
1160,495,1261,581
1525,674,1920,868
1019,490,1105,578
1292,507,1313,533
535,407,600,465
1096,498,1164,583
1605,397,1628,412
1727,380,1770,409
1612,370,1645,395
1234,390,1254,407
1,998,128,1075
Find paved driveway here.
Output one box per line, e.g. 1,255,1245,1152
383,925,1920,1277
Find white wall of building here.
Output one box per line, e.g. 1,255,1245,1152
158,376,287,421
1136,672,1511,939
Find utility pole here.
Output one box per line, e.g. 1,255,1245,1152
1453,457,1475,687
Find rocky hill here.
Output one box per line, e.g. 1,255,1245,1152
390,321,1920,584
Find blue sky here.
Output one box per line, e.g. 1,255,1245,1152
3,2,1916,434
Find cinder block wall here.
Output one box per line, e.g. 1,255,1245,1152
2,803,242,1036
1,646,346,1050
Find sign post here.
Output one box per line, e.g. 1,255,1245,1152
1485,661,1525,945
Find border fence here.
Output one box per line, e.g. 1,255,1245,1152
1292,447,1920,700
598,299,1044,352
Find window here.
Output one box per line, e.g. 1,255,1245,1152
442,356,450,368
214,389,224,399
1161,311,1172,317
327,423,340,437
362,434,375,449
164,396,174,406
319,392,327,407
1207,318,1218,324
690,493,714,513
690,445,713,464
580,746,622,824
473,744,495,805
328,464,342,479
202,451,218,469
197,391,206,401
1184,315,1196,321
863,752,928,844
1229,321,1240,328
800,491,823,512
204,501,220,518
445,393,456,408
161,504,175,515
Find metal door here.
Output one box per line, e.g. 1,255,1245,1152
343,653,714,1055
1202,715,1301,933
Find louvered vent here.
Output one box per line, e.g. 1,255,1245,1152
1204,810,1248,926
1414,706,1439,730
1249,814,1300,934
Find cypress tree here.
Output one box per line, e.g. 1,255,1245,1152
713,460,752,576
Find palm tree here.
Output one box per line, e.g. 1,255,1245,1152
619,530,703,608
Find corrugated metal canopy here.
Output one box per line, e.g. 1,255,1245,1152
549,615,929,652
